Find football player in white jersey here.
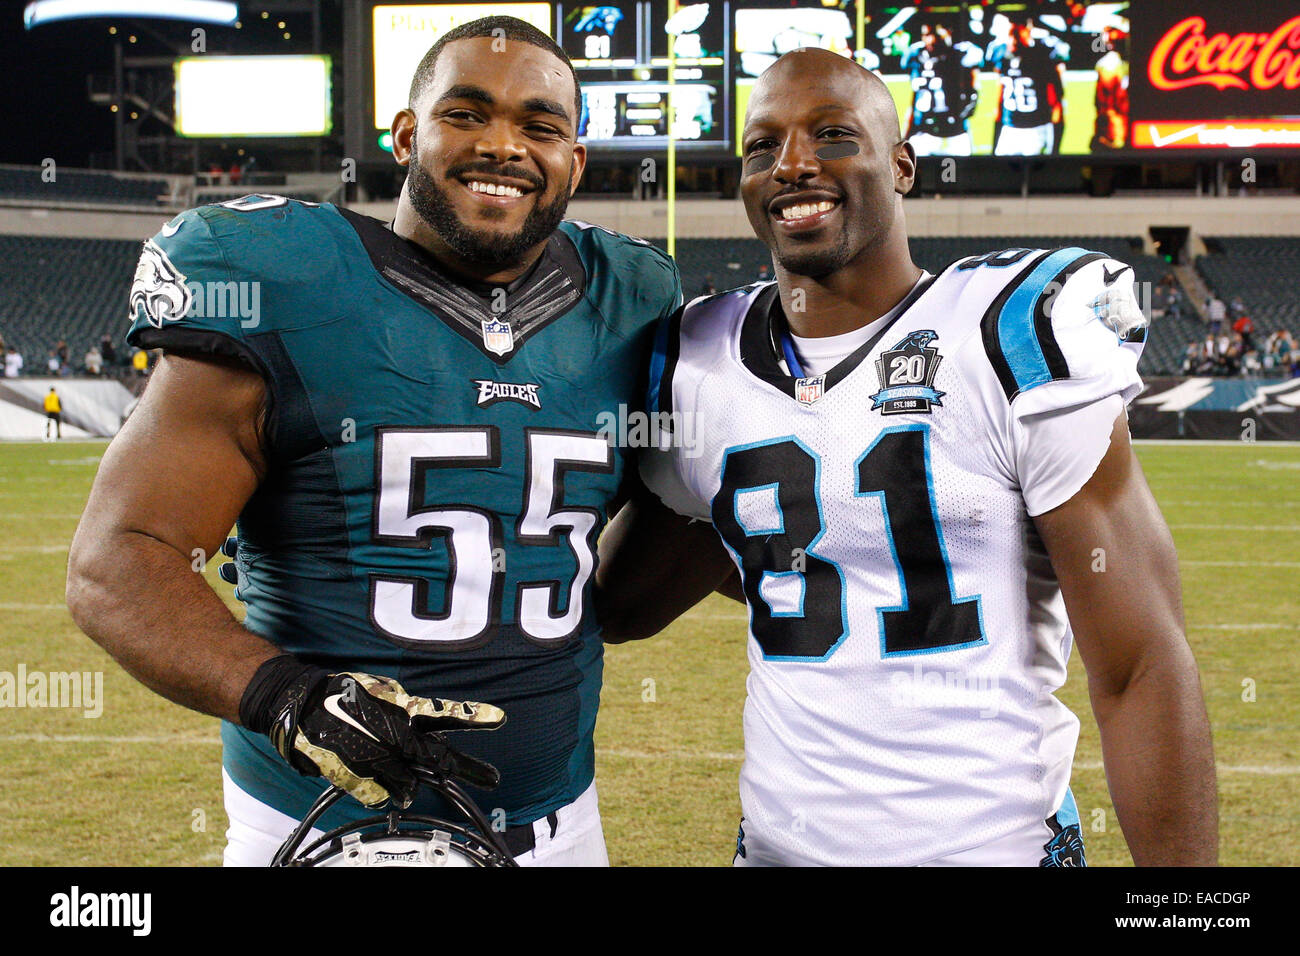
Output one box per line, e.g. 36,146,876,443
595,48,1217,866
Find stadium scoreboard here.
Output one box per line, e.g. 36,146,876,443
343,0,1300,166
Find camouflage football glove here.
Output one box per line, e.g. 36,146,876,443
240,656,506,808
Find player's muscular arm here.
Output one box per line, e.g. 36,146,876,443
1033,413,1218,865
596,488,740,643
66,353,279,723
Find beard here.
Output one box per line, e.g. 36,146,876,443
773,230,855,279
405,130,572,272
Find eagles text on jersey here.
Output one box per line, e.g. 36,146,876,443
126,195,681,831
643,247,1146,865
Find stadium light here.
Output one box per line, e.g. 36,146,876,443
24,0,239,29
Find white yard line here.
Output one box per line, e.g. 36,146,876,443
1182,560,1300,568
1,735,1293,776
1170,524,1300,531
0,513,83,519
1156,500,1300,507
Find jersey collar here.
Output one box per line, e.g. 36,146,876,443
739,273,938,400
338,207,587,365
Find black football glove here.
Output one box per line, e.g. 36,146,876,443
240,656,506,809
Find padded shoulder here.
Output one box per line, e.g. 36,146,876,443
126,196,362,357
974,247,1147,417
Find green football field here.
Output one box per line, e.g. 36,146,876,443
0,438,1295,866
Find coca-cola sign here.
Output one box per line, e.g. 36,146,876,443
1131,1,1300,130
1148,15,1300,91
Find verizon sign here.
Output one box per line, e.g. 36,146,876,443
1131,0,1300,148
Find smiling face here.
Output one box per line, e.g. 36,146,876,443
393,36,586,277
740,50,912,280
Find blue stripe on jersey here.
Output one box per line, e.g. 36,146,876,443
995,247,1090,394
1055,788,1081,828
646,311,672,415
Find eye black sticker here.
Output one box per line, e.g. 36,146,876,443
815,142,859,160
744,141,858,174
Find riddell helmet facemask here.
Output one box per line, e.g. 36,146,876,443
271,766,518,867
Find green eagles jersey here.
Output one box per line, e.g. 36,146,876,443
125,194,680,829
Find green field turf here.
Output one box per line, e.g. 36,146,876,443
0,438,1295,866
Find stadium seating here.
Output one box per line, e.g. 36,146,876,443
0,235,140,369
1196,236,1300,335
1,229,1286,383
0,166,169,207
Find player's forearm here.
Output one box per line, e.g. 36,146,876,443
595,495,734,642
716,569,745,605
66,528,279,723
1089,640,1219,866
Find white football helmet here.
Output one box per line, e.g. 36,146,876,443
271,768,517,867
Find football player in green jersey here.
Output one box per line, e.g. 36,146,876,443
67,16,680,866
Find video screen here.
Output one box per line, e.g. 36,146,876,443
566,0,730,150
736,1,1134,157
560,3,639,64
1128,0,1300,150
371,3,554,131
175,55,332,137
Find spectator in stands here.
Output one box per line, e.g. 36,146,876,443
3,347,22,378
755,263,771,283
1194,335,1217,375
47,350,61,375
1270,330,1298,376
1205,293,1227,333
1221,333,1243,376
1163,281,1184,321
131,347,150,377
43,387,61,441
56,339,70,367
1232,312,1255,351
1228,295,1246,320
700,274,716,297
84,346,103,376
99,334,116,367
1151,276,1182,322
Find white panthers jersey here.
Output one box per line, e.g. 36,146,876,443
642,247,1147,866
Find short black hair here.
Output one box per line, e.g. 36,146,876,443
407,16,582,126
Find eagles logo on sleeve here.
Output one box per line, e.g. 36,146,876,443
128,239,193,329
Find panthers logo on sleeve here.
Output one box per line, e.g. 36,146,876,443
1040,815,1087,867
128,239,192,329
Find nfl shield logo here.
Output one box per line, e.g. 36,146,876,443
482,319,514,356
795,375,825,406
